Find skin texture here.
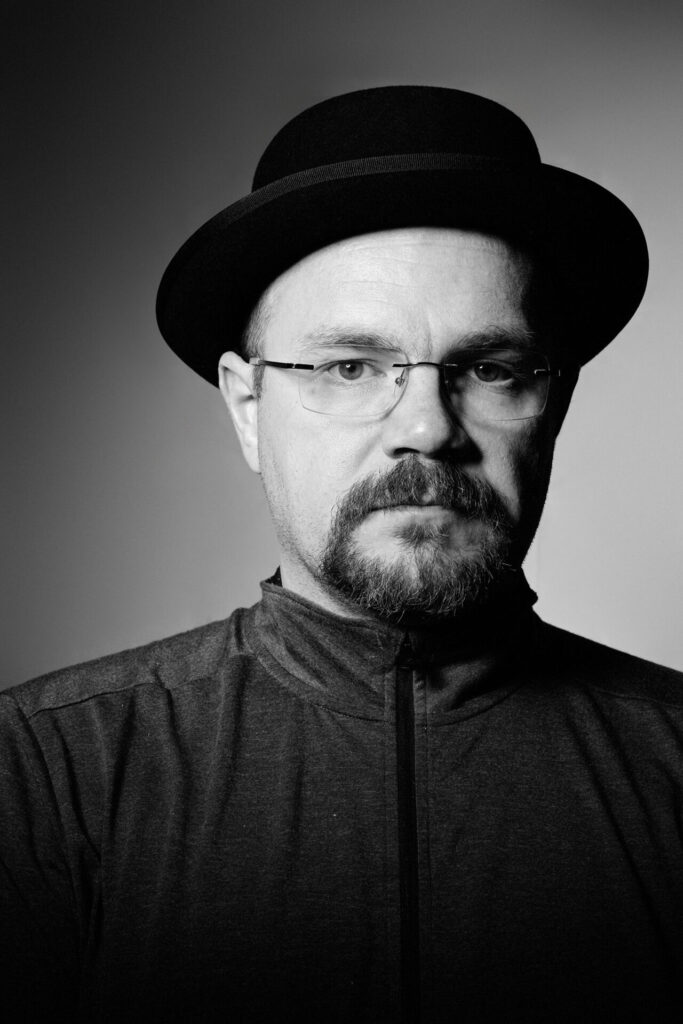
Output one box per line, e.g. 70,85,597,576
219,227,576,621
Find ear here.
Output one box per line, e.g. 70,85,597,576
218,351,260,474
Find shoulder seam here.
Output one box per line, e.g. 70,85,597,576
22,679,151,720
13,617,238,720
587,684,683,713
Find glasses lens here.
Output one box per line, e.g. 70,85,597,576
298,352,401,418
443,350,550,421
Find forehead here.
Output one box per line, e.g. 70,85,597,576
263,227,533,355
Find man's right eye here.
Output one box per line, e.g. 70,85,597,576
325,360,379,382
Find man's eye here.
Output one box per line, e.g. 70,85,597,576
328,360,375,382
470,361,513,384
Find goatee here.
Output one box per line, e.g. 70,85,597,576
319,457,516,624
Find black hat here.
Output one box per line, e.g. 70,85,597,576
156,86,648,385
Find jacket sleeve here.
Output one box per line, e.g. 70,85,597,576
0,690,80,1021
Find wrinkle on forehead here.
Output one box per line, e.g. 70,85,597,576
330,234,525,285
271,227,529,289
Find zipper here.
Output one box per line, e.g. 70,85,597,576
396,637,420,1023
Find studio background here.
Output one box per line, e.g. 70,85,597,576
3,0,682,687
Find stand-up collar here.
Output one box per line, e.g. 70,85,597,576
246,571,539,721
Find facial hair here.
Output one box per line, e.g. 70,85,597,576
318,457,517,624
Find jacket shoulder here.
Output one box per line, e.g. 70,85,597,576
4,608,252,720
538,620,683,707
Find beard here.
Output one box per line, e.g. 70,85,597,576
318,457,519,624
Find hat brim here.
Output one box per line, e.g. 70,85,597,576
156,164,648,385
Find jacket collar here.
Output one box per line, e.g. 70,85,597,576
247,569,539,721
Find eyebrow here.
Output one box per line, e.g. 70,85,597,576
447,326,539,354
297,328,403,354
297,324,539,357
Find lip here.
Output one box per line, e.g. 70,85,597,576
371,503,451,512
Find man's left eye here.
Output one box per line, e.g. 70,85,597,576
471,361,513,384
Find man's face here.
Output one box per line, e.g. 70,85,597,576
222,227,572,622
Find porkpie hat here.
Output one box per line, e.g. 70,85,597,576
156,86,648,385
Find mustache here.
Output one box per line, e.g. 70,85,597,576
332,457,512,531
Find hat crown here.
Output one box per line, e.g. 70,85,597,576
253,86,541,190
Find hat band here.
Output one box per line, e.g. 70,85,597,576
223,152,535,224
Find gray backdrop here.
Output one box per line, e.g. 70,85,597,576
4,0,683,687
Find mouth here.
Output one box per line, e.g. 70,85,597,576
370,490,445,512
370,502,451,513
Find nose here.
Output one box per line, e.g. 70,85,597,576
381,363,468,458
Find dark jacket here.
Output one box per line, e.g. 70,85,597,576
2,576,683,1022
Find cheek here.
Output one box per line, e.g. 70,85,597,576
476,422,555,520
258,405,370,525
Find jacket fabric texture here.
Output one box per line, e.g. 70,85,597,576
2,573,683,1023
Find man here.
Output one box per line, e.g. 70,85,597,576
1,87,682,1022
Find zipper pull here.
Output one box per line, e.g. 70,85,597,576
397,634,418,669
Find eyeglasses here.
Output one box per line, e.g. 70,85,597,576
250,347,563,422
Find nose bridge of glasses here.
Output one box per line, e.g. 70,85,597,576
393,359,453,393
389,361,459,424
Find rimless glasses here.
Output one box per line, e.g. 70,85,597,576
249,346,563,423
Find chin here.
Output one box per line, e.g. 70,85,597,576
319,524,515,623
